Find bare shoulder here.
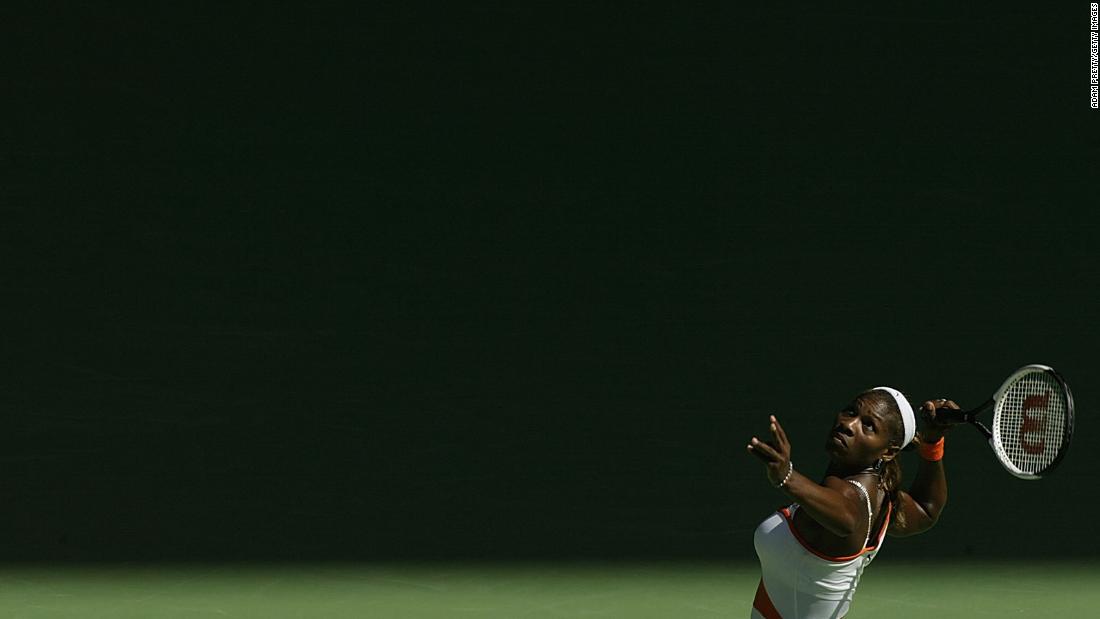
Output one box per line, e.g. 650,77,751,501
887,489,937,537
821,475,867,501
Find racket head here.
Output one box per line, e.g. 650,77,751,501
990,364,1074,480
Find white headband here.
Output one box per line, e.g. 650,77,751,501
872,386,916,446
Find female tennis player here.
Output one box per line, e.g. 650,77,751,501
746,388,959,619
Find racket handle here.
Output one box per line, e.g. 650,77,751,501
935,398,994,423
934,407,968,422
935,406,994,439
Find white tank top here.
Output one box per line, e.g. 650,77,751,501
750,480,891,619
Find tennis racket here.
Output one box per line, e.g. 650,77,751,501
935,364,1074,480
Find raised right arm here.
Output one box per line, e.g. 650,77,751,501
888,399,957,537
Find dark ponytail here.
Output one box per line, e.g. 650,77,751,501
880,434,921,530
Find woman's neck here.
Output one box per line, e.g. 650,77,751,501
826,462,879,478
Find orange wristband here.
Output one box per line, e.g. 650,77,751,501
919,437,945,462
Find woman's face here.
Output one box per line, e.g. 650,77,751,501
825,396,897,467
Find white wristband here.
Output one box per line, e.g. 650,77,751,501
776,461,794,488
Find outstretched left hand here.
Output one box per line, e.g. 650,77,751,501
747,415,792,487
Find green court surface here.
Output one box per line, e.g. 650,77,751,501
0,560,1096,618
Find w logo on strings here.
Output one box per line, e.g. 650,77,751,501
1019,392,1050,455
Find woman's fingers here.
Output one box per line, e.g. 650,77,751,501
747,443,773,463
925,398,960,410
770,415,789,448
749,437,782,461
748,416,789,474
922,398,964,426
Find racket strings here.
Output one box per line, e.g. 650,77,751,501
995,372,1067,475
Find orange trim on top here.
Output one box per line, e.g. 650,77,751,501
753,579,784,619
779,502,893,563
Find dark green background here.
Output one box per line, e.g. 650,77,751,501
5,3,1097,561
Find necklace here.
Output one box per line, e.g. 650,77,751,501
853,466,885,490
